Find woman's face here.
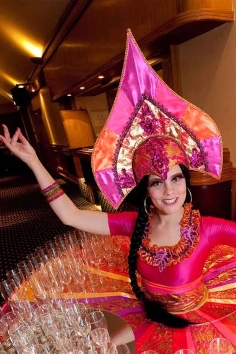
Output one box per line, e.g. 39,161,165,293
147,165,187,215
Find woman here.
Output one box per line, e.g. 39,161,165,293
0,126,193,327
3,126,236,352
2,31,236,352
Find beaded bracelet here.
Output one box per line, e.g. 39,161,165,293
41,182,64,203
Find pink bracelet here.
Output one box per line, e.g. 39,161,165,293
46,189,65,203
41,182,58,194
43,185,61,197
41,182,64,202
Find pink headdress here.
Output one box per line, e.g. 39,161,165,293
92,30,222,209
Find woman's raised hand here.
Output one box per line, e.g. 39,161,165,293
0,124,37,167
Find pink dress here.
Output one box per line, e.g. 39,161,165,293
4,210,236,353
102,211,236,353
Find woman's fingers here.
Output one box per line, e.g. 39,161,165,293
0,133,9,146
0,134,7,145
0,125,21,155
10,128,20,146
0,125,35,165
1,126,28,146
18,130,29,145
2,124,11,142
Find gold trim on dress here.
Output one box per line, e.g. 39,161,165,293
143,283,209,314
142,275,202,293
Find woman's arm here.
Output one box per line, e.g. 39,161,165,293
0,125,110,235
203,216,236,248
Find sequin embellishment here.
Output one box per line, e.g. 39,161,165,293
138,203,200,272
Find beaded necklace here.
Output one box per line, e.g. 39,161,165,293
138,203,201,272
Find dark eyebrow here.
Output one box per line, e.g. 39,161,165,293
171,173,184,179
149,176,163,182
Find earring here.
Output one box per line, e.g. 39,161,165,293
144,196,151,215
187,188,192,204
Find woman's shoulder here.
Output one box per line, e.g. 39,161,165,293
108,211,138,236
200,214,236,234
199,214,236,247
108,211,138,226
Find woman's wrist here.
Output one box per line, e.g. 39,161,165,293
27,155,41,170
28,156,55,189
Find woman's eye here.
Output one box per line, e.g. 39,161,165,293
150,180,163,187
173,176,179,182
172,175,183,182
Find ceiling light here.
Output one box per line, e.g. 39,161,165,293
76,84,101,96
67,94,72,97
80,86,85,90
98,75,104,79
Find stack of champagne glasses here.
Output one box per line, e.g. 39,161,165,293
0,301,131,353
0,231,132,353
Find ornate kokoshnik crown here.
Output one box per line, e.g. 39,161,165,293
91,30,223,209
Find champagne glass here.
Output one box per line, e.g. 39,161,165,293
108,343,131,354
8,322,37,352
64,301,86,322
74,316,91,337
209,338,233,354
54,235,68,257
26,253,42,272
64,231,81,252
1,312,19,330
28,273,48,300
35,246,50,265
17,260,32,280
6,269,23,287
88,327,111,348
44,240,59,259
86,310,108,330
0,279,18,302
0,321,8,342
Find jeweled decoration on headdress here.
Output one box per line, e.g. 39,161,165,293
92,30,222,209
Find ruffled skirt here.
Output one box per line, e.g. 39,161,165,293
8,234,236,353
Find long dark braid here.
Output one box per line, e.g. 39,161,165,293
128,166,193,328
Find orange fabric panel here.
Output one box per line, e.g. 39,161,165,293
182,104,219,140
93,129,119,171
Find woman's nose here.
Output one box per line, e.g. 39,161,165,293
163,183,174,194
